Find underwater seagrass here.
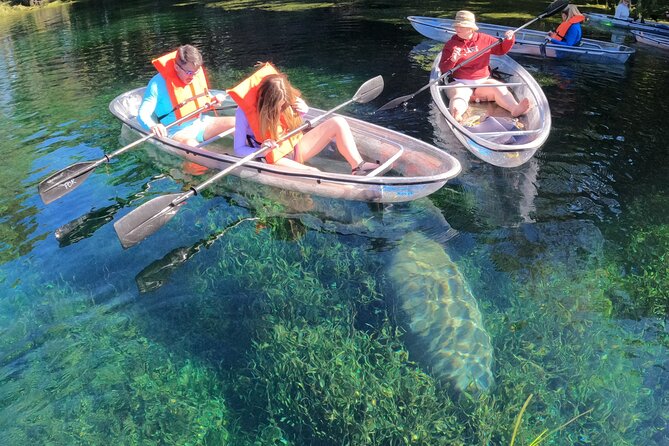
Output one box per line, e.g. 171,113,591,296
389,232,494,393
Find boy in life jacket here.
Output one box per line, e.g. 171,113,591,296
138,45,234,146
229,63,380,175
547,4,586,47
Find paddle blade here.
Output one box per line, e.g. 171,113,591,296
353,75,384,104
542,0,569,18
113,193,185,249
377,93,414,112
38,161,97,204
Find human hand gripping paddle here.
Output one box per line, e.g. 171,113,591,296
376,0,568,112
113,75,385,249
37,95,226,205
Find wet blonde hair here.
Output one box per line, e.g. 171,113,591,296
257,74,303,140
562,4,583,20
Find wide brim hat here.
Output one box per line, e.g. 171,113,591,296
454,10,479,30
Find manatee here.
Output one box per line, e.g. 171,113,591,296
389,231,494,393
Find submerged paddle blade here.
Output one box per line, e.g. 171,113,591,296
113,193,185,249
377,93,415,112
353,75,384,104
542,0,569,18
38,161,97,204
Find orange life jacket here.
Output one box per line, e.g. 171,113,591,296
152,51,211,121
554,15,585,42
227,63,303,164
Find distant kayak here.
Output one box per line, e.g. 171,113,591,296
632,30,669,50
408,15,635,64
585,12,669,36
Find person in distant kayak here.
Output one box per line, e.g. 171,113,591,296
229,63,380,175
138,45,234,146
547,4,586,46
438,10,531,123
614,0,631,20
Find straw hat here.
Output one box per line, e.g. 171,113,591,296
454,10,479,30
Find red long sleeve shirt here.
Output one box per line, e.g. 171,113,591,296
438,32,515,80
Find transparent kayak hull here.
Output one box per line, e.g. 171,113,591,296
109,88,462,203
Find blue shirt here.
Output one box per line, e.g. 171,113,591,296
550,23,582,46
137,73,193,135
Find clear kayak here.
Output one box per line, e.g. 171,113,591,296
430,53,551,168
632,30,669,50
586,13,669,36
408,15,635,64
109,88,462,203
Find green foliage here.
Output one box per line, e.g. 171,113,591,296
604,195,669,318
0,283,233,445
233,323,464,445
617,225,669,317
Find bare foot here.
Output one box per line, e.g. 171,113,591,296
511,98,531,117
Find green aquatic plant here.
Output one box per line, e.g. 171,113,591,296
0,281,234,445
232,322,465,445
616,224,669,317
602,195,669,318
509,394,592,446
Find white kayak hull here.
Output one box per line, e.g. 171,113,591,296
632,30,669,50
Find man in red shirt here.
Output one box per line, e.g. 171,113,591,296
439,11,531,122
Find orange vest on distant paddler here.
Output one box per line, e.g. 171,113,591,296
152,51,211,121
227,63,303,164
554,15,585,42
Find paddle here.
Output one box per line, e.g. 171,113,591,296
113,75,385,249
38,97,225,205
377,0,568,111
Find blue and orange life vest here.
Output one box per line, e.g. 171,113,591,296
227,63,303,164
152,51,211,121
553,15,585,43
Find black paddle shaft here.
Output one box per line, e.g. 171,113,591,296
38,96,222,205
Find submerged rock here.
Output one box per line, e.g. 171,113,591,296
389,232,494,393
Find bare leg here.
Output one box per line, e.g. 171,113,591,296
446,85,473,122
474,81,531,117
172,134,199,147
202,116,235,141
296,116,364,168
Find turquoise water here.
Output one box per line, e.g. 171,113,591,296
1,1,668,444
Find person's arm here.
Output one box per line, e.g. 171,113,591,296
138,77,160,131
292,98,308,116
491,31,515,55
438,40,460,73
550,25,581,46
233,107,260,157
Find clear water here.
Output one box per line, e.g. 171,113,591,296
1,1,668,444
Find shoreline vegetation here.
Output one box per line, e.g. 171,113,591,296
0,0,70,17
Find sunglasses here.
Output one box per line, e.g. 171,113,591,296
176,61,199,76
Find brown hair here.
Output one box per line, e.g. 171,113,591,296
257,74,303,139
176,45,203,67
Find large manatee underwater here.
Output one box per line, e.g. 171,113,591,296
389,231,494,394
